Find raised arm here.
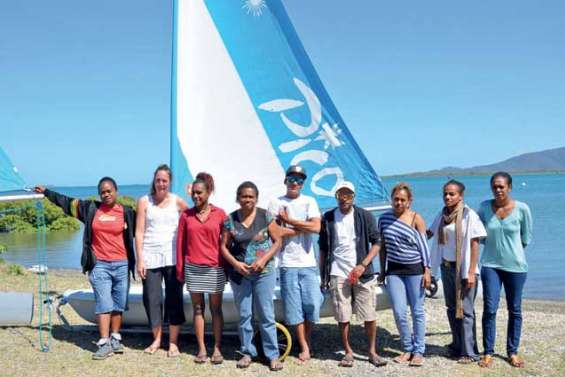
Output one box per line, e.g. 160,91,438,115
135,197,148,279
34,186,86,222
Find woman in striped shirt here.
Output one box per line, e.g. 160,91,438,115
378,182,431,366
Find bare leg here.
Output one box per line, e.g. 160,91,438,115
295,322,311,362
97,313,111,339
339,322,354,356
191,293,207,358
209,293,224,358
110,311,122,334
145,325,162,353
365,320,377,357
167,325,181,356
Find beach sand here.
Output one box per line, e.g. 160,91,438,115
0,266,564,377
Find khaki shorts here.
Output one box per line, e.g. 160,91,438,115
330,275,377,323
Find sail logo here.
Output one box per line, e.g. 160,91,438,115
259,78,345,196
242,0,267,17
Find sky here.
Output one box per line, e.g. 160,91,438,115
1,0,564,186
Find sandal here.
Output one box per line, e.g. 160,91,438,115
457,356,476,364
478,354,493,368
368,354,387,367
167,347,180,358
194,353,208,364
409,354,424,367
338,354,354,367
144,344,159,355
508,354,525,368
393,353,412,363
236,355,252,369
269,359,284,371
210,353,224,365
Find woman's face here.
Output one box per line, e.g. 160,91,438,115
153,170,170,195
237,187,257,211
99,181,117,206
191,182,209,208
443,184,463,208
491,176,511,202
392,189,411,214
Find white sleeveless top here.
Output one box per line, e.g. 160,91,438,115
142,193,180,269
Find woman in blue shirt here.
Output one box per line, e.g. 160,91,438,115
478,172,532,369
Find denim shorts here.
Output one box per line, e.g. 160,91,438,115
88,260,130,314
280,267,323,325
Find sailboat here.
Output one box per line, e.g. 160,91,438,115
59,0,392,356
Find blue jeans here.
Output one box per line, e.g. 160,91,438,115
231,271,279,361
481,266,527,356
89,260,130,314
280,267,323,325
386,274,426,355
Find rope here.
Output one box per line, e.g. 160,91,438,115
34,200,51,352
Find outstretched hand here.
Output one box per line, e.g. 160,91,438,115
34,186,46,194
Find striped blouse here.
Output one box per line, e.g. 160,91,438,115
378,211,431,269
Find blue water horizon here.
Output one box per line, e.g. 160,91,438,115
1,173,563,301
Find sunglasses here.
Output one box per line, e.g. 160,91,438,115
286,176,305,185
336,192,355,200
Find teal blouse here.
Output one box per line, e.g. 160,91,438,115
477,200,533,273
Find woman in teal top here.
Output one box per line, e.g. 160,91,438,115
477,172,532,369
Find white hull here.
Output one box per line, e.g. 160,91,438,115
61,281,391,328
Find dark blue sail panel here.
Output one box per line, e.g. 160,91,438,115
0,147,26,193
170,0,388,210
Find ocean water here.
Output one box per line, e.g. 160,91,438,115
1,174,563,300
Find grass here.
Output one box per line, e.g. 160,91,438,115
0,266,564,377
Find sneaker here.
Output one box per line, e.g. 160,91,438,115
92,341,114,360
110,336,124,354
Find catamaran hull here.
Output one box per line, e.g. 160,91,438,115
61,282,391,328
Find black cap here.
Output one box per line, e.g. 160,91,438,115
285,165,307,179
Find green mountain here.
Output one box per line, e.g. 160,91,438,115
395,146,565,177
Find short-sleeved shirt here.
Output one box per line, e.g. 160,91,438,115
224,208,274,282
91,204,127,261
268,194,321,268
176,204,227,268
330,208,357,278
477,200,532,273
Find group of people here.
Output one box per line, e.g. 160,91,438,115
34,166,532,371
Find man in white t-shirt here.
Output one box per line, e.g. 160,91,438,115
319,181,387,367
268,165,322,364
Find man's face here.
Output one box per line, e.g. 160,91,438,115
285,174,305,197
336,188,354,212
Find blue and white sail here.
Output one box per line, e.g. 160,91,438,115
170,0,388,211
0,147,26,193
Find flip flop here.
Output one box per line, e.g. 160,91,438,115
236,355,252,369
457,356,476,364
338,354,354,367
368,354,387,367
409,354,424,367
167,348,180,358
508,355,525,368
269,359,284,371
393,353,412,363
478,354,493,368
210,354,224,365
194,354,208,364
144,345,159,355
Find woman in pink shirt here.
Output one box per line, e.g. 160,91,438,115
176,172,227,364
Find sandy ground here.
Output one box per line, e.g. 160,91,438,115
1,267,564,377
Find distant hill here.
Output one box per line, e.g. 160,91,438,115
392,146,565,177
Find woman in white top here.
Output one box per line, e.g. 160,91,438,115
428,180,486,363
135,164,188,356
